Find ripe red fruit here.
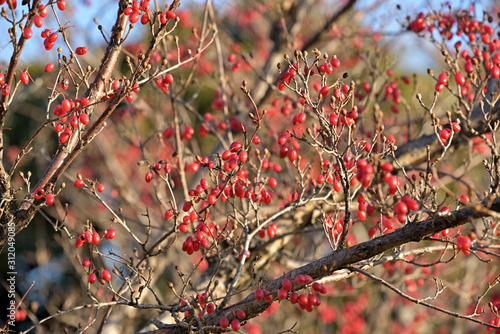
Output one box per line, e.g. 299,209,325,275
290,292,299,304
76,47,87,55
34,15,43,28
57,0,66,10
282,278,292,290
264,290,273,302
267,223,277,238
84,230,92,243
206,303,215,314
88,273,97,284
165,209,174,220
455,72,465,85
460,194,470,205
34,187,45,199
129,12,139,24
437,73,448,85
45,63,54,72
80,113,90,125
20,71,30,85
82,258,91,267
464,62,474,73
268,177,278,188
288,149,298,162
492,66,500,79
457,235,472,255
278,133,288,145
319,85,329,97
101,269,111,282
105,228,116,239
90,232,100,245
145,171,153,183
237,309,245,319
48,32,58,43
308,294,320,306
76,236,84,248
23,27,32,39
231,319,241,331
298,294,308,305
166,10,176,19
220,317,229,328
278,288,288,300
255,288,264,300
45,193,55,205
331,58,341,68
97,183,105,193
452,122,461,132
238,150,248,163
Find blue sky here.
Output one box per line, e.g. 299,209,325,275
0,0,489,72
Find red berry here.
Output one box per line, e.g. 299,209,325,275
464,62,474,73
267,223,277,238
255,288,264,300
264,290,273,302
268,177,277,188
166,10,176,19
105,228,116,239
48,32,58,43
288,149,298,162
278,288,288,300
231,319,240,331
80,113,90,125
492,66,500,79
84,230,92,243
45,63,54,73
82,258,91,267
460,194,470,205
76,237,84,248
45,193,55,205
220,317,229,328
237,309,245,319
206,302,215,314
455,72,465,85
76,47,87,55
290,292,298,304
34,187,45,199
97,183,105,193
101,269,111,282
23,27,32,39
238,150,248,163
88,273,97,284
165,209,174,220
57,0,66,10
298,294,308,305
319,85,329,97
74,179,84,188
34,15,43,28
282,278,292,291
129,12,139,23
92,232,100,245
437,73,448,85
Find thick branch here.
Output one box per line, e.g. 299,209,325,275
156,198,500,333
